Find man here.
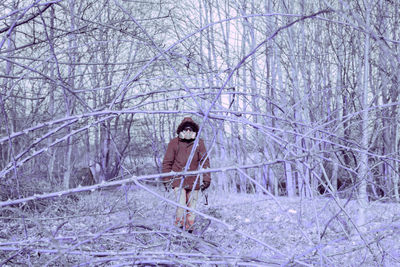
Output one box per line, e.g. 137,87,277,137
162,117,211,231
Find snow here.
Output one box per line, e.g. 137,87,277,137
1,186,400,266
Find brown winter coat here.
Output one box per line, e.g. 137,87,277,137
162,118,211,190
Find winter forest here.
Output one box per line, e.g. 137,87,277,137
1,0,400,266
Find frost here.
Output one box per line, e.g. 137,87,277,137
227,224,235,231
288,209,297,214
3,188,399,266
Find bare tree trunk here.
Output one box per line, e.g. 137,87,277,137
285,161,295,197
358,0,372,227
391,1,400,203
394,125,400,202
331,158,339,193
1,1,20,195
63,0,77,189
270,165,278,196
47,5,57,184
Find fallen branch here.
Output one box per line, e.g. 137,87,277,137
0,160,282,208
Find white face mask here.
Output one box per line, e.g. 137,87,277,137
179,131,196,140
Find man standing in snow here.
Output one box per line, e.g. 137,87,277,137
162,117,211,232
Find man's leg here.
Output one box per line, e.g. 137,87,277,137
174,187,187,227
185,190,199,230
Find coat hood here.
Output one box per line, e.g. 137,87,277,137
176,117,199,135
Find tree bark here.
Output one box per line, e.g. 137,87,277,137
358,0,372,227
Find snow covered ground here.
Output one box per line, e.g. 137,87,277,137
1,186,399,266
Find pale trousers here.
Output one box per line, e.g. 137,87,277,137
173,188,199,230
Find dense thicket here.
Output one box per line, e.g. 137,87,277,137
1,0,399,202
0,0,398,212
1,0,400,265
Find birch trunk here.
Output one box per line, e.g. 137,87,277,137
394,125,400,202
47,5,57,184
63,0,77,189
391,0,400,203
358,0,372,227
1,1,20,193
285,161,295,198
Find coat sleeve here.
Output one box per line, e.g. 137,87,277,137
199,139,211,183
162,139,176,182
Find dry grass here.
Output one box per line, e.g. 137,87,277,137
1,185,399,266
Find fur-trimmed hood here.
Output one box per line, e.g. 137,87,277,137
176,117,199,135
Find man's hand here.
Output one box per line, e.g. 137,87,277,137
201,181,210,191
164,183,169,192
162,180,170,192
